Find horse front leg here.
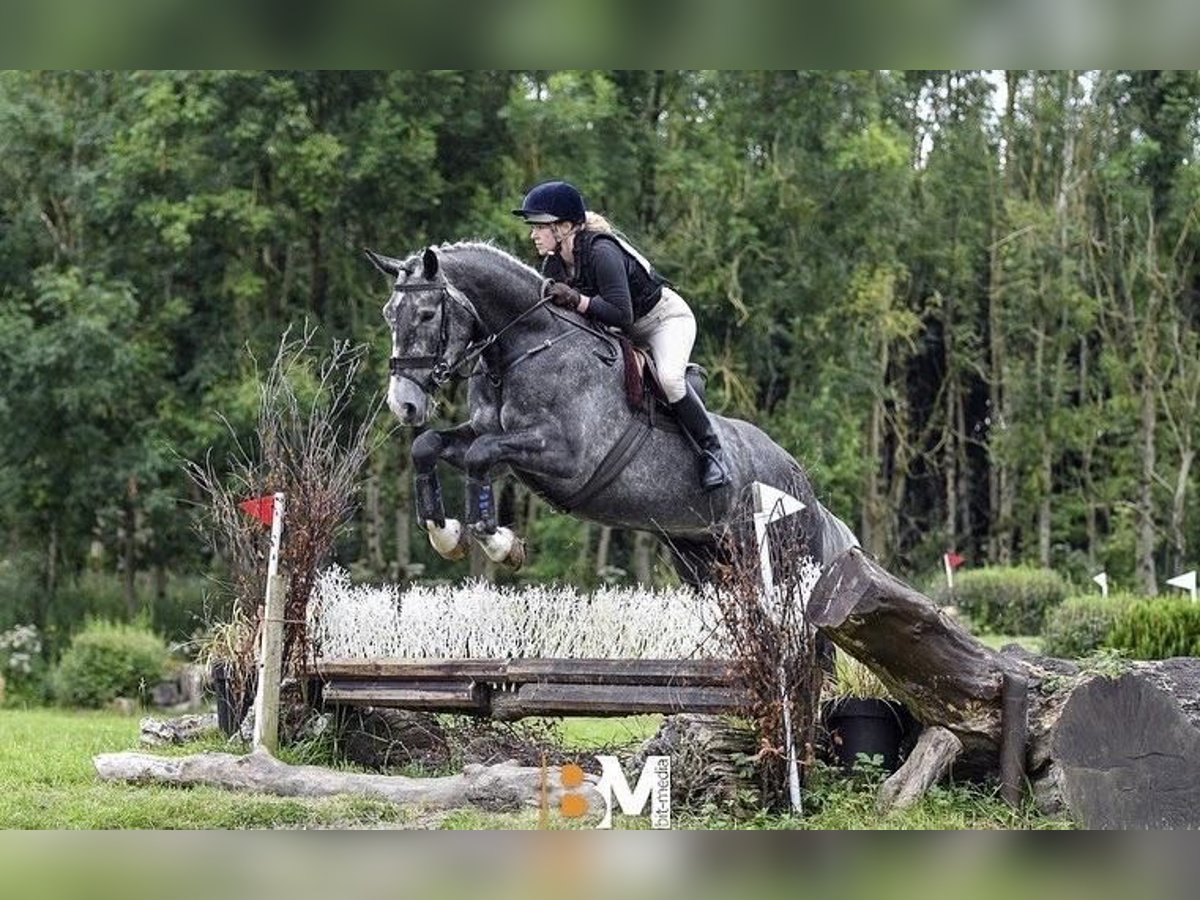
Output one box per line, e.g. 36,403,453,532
411,423,476,561
461,428,574,571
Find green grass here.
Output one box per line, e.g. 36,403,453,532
974,632,1042,653
0,707,1070,829
557,714,662,749
0,708,408,829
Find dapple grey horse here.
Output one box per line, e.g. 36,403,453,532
367,241,858,584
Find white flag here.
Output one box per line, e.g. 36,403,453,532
1166,570,1197,600
1092,572,1109,598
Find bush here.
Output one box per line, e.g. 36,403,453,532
948,566,1069,635
1040,594,1136,659
1108,598,1200,660
0,624,49,706
52,620,169,708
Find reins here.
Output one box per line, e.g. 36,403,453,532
388,276,618,391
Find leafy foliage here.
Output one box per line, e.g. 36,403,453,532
51,620,168,708
950,566,1070,635
2,69,1200,623
1108,598,1200,660
1040,594,1136,659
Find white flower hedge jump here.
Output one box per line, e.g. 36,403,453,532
307,567,735,660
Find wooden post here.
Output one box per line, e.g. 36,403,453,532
751,481,806,815
252,493,286,754
1000,672,1028,809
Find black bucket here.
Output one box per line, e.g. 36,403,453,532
824,698,908,772
211,662,255,737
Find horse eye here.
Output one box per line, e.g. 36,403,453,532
417,308,436,324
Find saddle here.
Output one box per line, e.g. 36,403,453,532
616,335,707,416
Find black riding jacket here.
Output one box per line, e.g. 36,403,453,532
543,229,669,328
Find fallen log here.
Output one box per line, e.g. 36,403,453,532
876,726,962,815
809,546,1200,827
93,749,599,815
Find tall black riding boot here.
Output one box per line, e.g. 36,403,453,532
670,386,731,491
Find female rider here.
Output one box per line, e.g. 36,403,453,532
512,179,730,491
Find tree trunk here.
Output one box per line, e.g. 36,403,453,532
808,546,1200,826
124,474,139,619
632,532,655,585
1038,442,1052,567
1169,448,1193,570
94,749,598,816
394,443,412,581
943,358,959,550
595,526,613,576
1137,375,1158,594
862,363,888,560
364,459,385,576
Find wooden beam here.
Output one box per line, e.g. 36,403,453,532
322,679,487,712
505,658,737,687
490,682,747,720
315,659,510,681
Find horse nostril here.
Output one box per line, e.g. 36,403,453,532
402,402,417,421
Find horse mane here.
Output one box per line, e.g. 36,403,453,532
437,240,544,282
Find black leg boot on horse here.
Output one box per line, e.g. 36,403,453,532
670,385,732,492
412,429,471,560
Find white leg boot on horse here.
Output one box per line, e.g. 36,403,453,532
477,527,527,569
426,518,471,560
465,478,526,570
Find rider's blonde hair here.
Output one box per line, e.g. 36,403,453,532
585,211,614,234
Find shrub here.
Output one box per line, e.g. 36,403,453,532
52,620,169,708
0,624,48,706
949,566,1069,635
1040,594,1136,659
1108,598,1200,660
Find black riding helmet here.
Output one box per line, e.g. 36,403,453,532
512,180,587,224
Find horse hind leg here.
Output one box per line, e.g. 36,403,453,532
477,527,527,570
464,477,525,570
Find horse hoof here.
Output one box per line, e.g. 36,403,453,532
427,519,469,560
478,526,524,566
503,537,526,571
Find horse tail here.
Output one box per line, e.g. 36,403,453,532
816,502,860,565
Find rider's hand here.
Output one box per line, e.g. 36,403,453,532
546,280,582,311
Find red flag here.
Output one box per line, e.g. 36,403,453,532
239,495,275,527
945,551,965,570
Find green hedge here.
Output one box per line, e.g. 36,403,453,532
52,620,169,708
948,566,1069,635
1040,594,1135,659
1109,598,1200,660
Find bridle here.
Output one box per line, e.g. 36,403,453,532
386,279,467,392
387,277,572,393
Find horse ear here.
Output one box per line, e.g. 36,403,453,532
364,248,402,277
422,247,439,280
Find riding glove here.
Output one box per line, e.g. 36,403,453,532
546,280,582,310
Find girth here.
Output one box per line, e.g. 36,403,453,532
558,413,653,513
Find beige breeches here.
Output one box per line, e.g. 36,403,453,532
625,287,696,403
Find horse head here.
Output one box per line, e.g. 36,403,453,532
367,246,479,426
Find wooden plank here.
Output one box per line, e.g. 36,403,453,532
322,679,487,712
314,658,510,681
312,657,739,686
491,682,747,720
505,658,737,687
